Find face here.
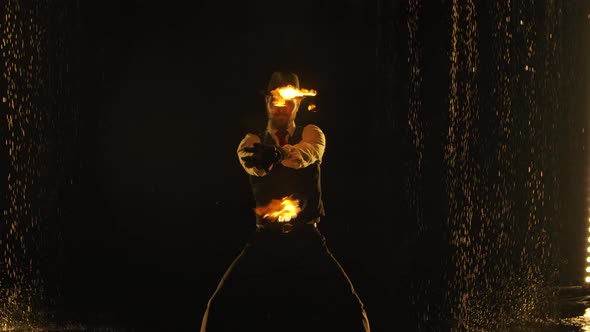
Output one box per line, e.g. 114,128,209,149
266,96,299,129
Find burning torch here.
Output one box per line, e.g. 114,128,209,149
270,85,319,112
255,195,301,223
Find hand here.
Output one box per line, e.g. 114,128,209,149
241,143,284,173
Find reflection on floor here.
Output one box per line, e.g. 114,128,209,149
5,287,590,332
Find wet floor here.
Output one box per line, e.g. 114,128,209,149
511,287,590,332
2,287,590,332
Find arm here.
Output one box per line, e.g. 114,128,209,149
237,133,267,176
280,124,326,169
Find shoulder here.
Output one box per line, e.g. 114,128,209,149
301,124,326,144
302,123,324,135
303,123,324,137
240,125,266,141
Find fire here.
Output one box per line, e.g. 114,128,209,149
270,85,317,107
307,104,317,111
255,196,301,222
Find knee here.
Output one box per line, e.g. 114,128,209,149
205,290,229,312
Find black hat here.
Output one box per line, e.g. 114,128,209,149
265,71,299,95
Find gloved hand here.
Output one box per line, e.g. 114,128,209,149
241,143,285,173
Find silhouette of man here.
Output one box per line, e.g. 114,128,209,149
199,71,370,332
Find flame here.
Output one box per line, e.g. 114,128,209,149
307,104,317,111
270,85,317,107
255,196,301,222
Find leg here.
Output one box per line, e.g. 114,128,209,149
199,241,274,332
322,246,371,332
293,229,371,332
199,244,247,332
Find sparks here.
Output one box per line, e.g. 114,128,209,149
270,85,317,107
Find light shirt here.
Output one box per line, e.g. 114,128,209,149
236,121,326,177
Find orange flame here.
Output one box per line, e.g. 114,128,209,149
307,104,317,111
255,196,301,222
270,85,317,107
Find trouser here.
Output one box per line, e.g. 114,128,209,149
199,224,371,332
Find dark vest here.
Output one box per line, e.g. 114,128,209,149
249,125,325,225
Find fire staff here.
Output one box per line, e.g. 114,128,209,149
199,71,370,332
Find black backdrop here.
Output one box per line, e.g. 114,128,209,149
62,0,390,330
1,0,589,331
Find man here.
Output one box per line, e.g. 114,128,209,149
199,71,370,332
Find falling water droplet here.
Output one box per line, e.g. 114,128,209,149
1,1,78,329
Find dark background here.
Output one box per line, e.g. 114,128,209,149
59,0,391,330
2,0,589,331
